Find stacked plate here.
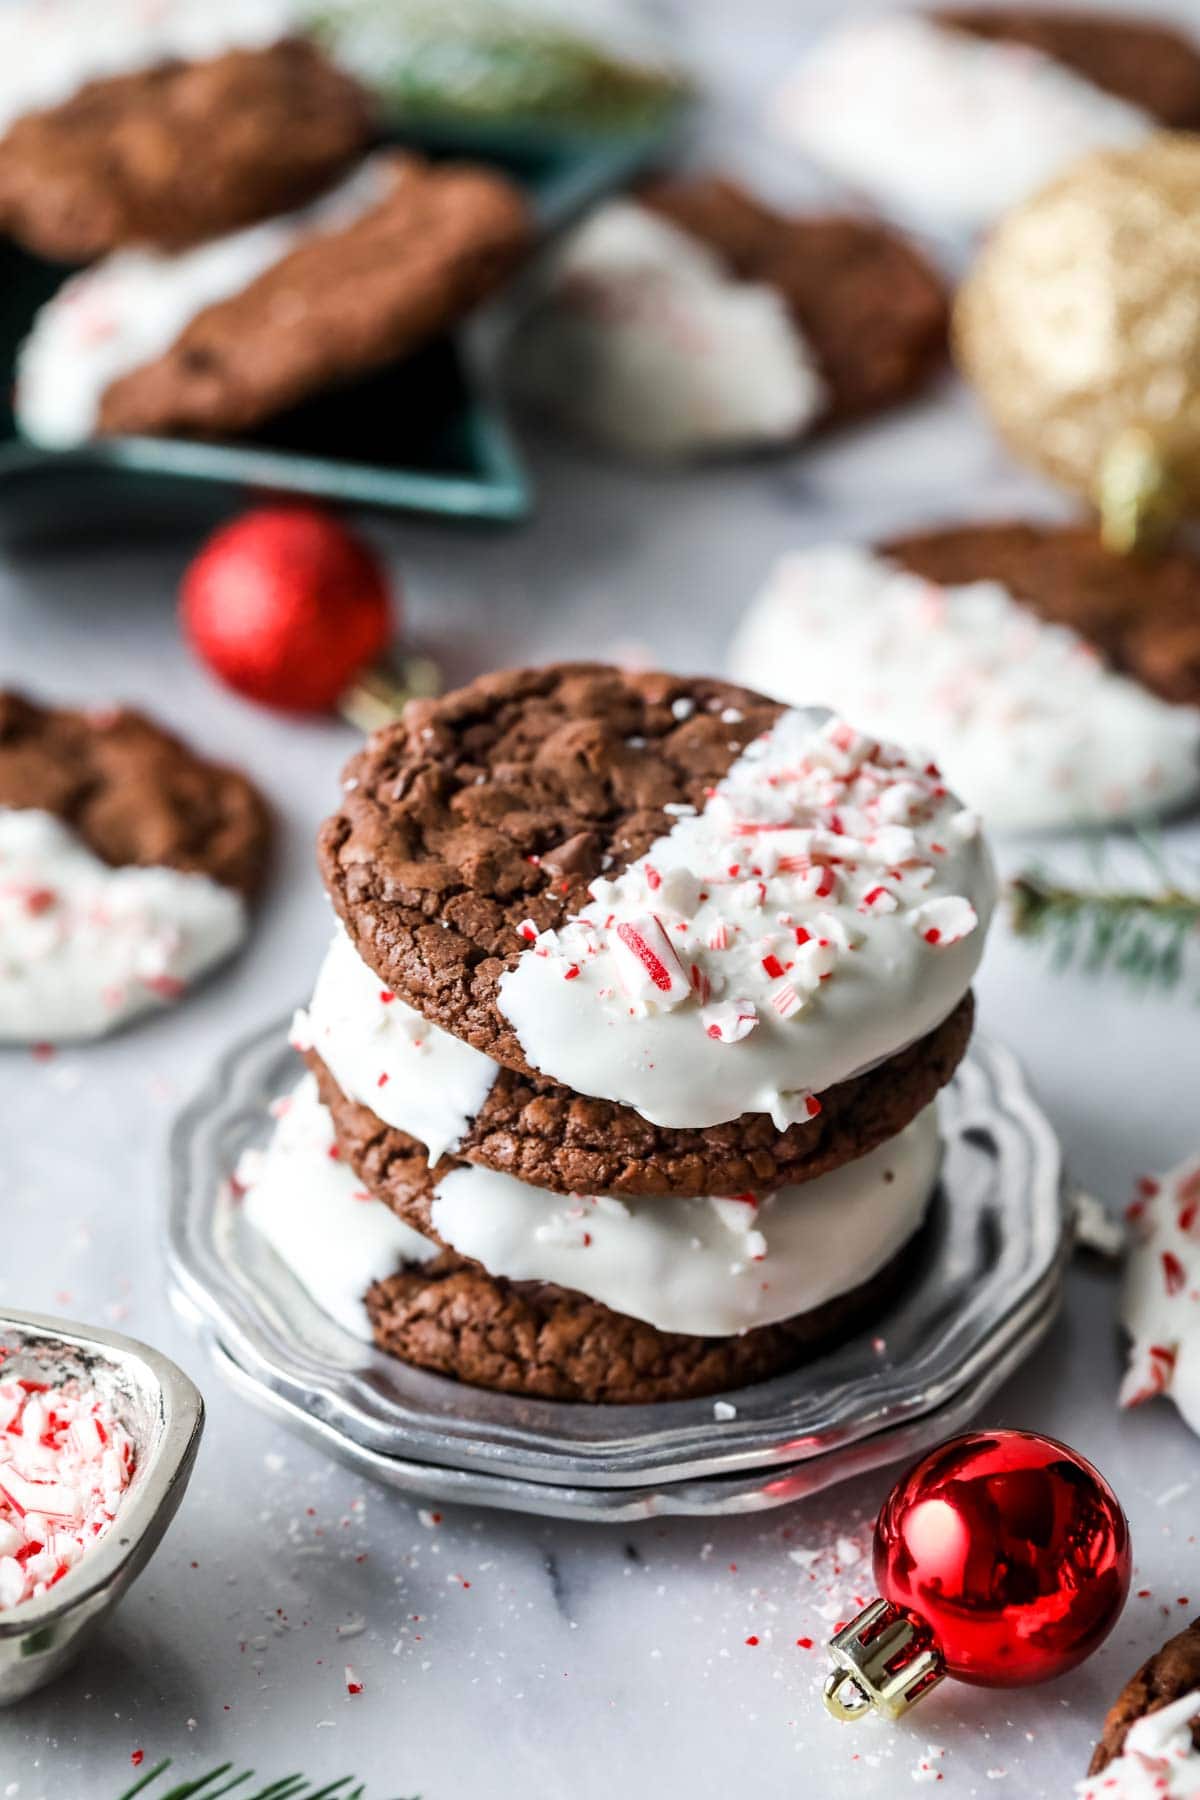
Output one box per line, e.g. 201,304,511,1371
167,1026,1069,1521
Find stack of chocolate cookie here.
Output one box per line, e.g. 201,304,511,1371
246,665,996,1406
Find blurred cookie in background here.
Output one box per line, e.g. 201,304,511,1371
729,529,1200,833
0,693,270,1042
769,9,1200,234
0,0,373,262
14,152,531,447
509,178,947,459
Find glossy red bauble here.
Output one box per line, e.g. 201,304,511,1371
181,505,395,713
874,1429,1131,1688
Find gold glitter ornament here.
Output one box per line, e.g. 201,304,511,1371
954,134,1200,552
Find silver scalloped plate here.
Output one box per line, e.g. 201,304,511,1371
166,1023,1068,1510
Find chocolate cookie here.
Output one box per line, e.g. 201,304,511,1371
307,993,972,1202
884,521,1200,708
939,10,1200,129
93,153,530,442
0,691,269,895
1087,1617,1200,1776
365,1232,920,1405
0,40,373,263
640,176,949,424
317,662,991,1141
321,665,783,1066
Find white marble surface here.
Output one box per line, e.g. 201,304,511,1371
2,2,1200,1794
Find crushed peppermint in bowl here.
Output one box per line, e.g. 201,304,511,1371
0,1372,134,1613
0,1311,203,1705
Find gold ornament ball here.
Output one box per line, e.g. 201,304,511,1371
954,133,1200,548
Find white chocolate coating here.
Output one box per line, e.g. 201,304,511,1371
241,1076,938,1341
239,1074,437,1342
15,158,393,449
1120,1155,1200,1440
0,0,295,137
1075,1691,1200,1799
769,14,1149,233
512,199,824,458
729,545,1200,832
497,708,994,1130
294,927,495,1166
431,1104,939,1337
0,808,246,1042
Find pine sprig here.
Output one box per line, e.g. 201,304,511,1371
117,1763,417,1800
1008,871,1200,990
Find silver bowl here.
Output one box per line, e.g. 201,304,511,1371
165,1022,1068,1518
0,1311,204,1704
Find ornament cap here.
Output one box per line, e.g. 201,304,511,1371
824,1598,945,1723
339,654,444,732
1096,424,1181,556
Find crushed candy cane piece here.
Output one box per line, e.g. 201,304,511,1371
612,915,690,1006
702,997,757,1043
0,1373,134,1612
911,896,977,946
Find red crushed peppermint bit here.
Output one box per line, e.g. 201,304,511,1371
761,953,785,980
142,973,186,1000
769,981,803,1019
805,1095,822,1119
858,885,897,914
563,965,581,981
1163,1251,1187,1296
131,1751,145,1768
517,919,538,943
379,991,394,1005
612,915,689,1006
345,1665,363,1695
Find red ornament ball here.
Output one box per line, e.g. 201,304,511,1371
181,505,395,713
874,1429,1130,1688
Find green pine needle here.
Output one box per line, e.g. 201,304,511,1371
116,1763,416,1800
1008,870,1200,991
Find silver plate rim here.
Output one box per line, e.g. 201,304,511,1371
166,1020,1069,1492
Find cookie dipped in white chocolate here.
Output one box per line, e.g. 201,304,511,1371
1075,1691,1200,1799
15,157,394,449
0,808,246,1041
769,13,1149,234
496,709,994,1131
1119,1154,1200,1440
511,199,825,459
242,1076,939,1341
729,545,1200,832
